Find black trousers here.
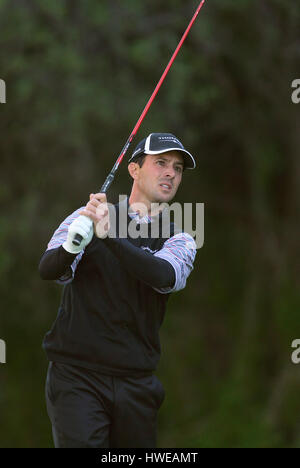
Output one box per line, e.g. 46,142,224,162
45,361,165,448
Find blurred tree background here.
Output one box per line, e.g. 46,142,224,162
0,0,299,448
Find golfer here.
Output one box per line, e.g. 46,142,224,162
39,132,197,448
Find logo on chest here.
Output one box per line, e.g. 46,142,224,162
141,246,159,254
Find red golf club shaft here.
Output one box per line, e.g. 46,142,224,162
101,0,206,192
73,0,206,246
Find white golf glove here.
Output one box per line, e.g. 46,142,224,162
62,215,94,254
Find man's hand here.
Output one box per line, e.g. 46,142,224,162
79,193,110,239
62,215,94,254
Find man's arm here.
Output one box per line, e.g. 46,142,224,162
102,237,176,290
39,246,77,281
102,231,196,292
78,193,196,292
153,233,197,293
38,207,88,283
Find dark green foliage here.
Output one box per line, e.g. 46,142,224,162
0,0,299,447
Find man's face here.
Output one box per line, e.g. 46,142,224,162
130,151,184,203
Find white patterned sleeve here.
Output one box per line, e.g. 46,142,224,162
153,232,197,294
46,207,86,285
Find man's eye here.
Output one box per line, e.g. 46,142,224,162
157,160,165,165
176,167,183,173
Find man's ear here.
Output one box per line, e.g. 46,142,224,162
128,162,139,181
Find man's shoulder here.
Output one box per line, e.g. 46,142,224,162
165,227,197,252
170,223,195,241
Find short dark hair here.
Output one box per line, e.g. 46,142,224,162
134,153,147,168
128,153,147,183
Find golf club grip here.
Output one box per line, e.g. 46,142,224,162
72,173,115,246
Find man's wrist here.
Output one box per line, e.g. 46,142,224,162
62,240,83,255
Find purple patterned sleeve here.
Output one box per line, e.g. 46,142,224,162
46,207,85,285
153,233,197,294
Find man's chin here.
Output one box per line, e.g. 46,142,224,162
152,192,174,204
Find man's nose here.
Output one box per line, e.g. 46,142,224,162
164,166,176,178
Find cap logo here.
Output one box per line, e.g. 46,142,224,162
158,136,183,147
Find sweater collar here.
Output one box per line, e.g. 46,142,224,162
118,195,167,224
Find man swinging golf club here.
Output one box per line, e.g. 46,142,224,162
39,0,206,448
39,132,197,448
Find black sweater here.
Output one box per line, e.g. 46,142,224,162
39,204,177,376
